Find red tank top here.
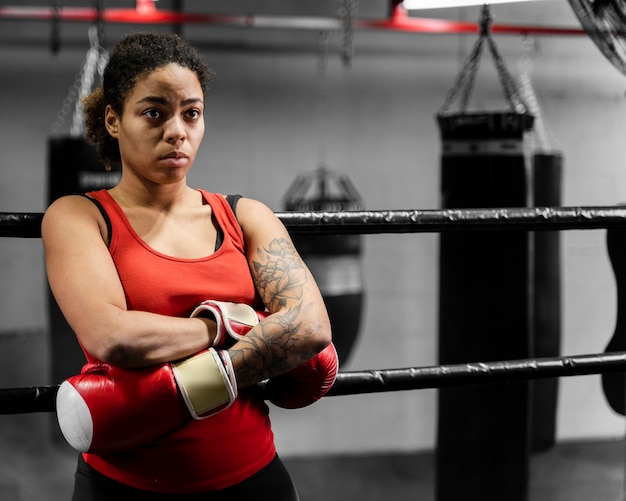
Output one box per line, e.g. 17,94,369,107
81,189,276,493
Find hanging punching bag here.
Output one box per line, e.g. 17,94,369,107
435,7,535,501
602,213,626,415
436,110,534,501
284,167,364,366
47,136,121,385
518,70,564,452
530,151,562,451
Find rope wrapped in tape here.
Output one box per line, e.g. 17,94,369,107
0,213,45,238
3,206,626,238
276,206,626,235
327,351,626,396
2,351,626,414
0,385,58,414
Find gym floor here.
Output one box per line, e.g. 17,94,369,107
0,412,623,501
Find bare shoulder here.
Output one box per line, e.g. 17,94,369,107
44,194,99,217
235,197,285,233
42,194,106,243
234,197,295,260
234,197,274,218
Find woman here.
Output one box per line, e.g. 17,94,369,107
42,32,333,500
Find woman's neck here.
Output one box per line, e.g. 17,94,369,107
109,178,199,212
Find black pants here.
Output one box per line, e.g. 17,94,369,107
71,454,299,501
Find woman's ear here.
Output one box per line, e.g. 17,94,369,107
105,105,119,138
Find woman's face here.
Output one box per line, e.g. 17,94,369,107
105,63,205,186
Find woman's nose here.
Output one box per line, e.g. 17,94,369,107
165,116,186,144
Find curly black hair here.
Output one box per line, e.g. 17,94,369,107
83,32,213,169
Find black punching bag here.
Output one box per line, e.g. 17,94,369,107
47,136,121,385
284,167,364,366
530,152,563,451
436,111,534,501
602,206,626,415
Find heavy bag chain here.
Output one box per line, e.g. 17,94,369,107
518,36,561,153
316,30,331,170
338,0,358,67
314,1,356,167
50,1,108,137
50,0,63,55
439,5,528,115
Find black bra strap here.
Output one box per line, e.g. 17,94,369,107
225,194,242,216
216,194,242,251
78,193,112,248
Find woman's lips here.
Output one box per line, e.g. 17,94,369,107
161,152,189,167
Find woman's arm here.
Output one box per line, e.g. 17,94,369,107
227,198,332,388
42,195,215,368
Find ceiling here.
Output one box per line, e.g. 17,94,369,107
0,0,586,53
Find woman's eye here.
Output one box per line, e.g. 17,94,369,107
144,109,161,119
186,109,201,120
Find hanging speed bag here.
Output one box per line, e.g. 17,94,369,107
47,136,121,385
436,111,534,501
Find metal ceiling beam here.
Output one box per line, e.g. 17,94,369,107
0,4,586,36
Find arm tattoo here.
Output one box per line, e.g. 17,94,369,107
251,238,307,310
231,308,301,383
229,238,312,384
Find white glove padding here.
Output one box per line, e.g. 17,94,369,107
171,348,237,419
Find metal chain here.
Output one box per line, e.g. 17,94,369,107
94,0,109,80
439,7,488,113
518,36,559,153
69,25,106,136
487,35,527,114
338,0,358,67
96,0,106,50
459,37,485,112
316,30,331,169
49,71,83,136
439,34,485,113
49,0,63,55
50,21,109,137
439,5,528,114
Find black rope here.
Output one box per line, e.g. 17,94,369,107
275,206,626,235
4,206,626,238
0,213,45,238
327,351,626,396
0,386,58,414
2,351,626,414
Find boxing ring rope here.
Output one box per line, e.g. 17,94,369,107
3,350,626,415
1,204,626,414
3,205,626,238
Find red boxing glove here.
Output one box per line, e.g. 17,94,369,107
190,300,268,346
56,348,237,454
56,300,263,454
264,342,339,409
56,361,188,453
